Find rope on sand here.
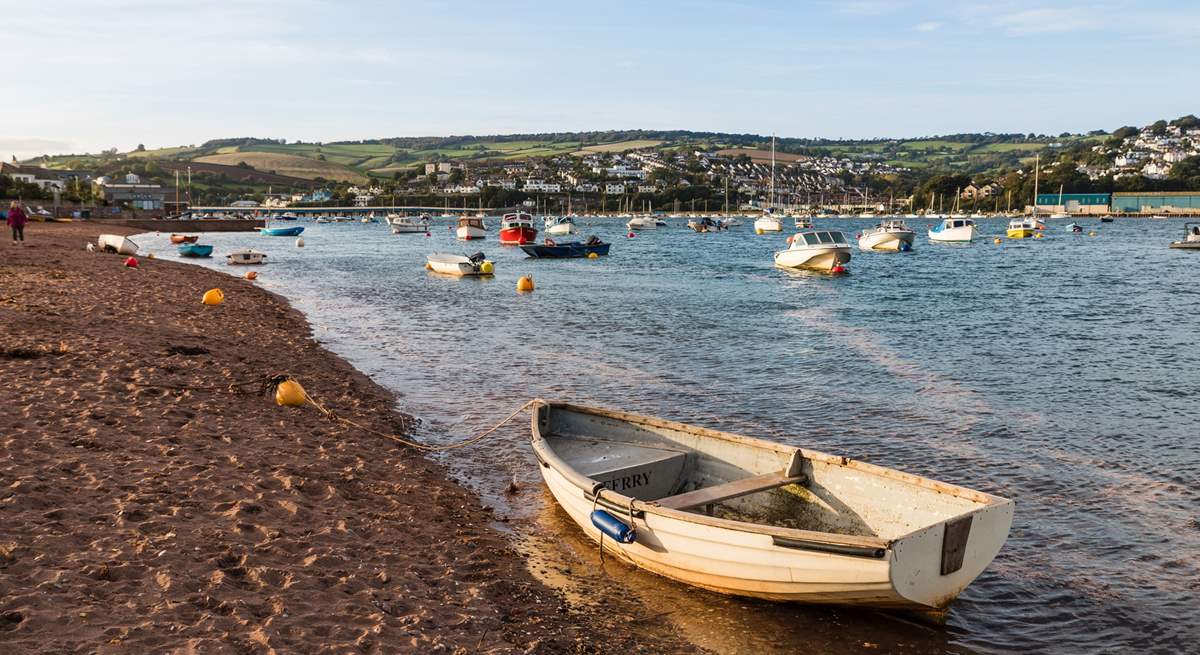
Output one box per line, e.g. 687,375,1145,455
137,372,535,453
302,391,538,453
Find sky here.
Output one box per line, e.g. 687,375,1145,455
2,0,1198,160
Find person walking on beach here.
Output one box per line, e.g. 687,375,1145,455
7,201,27,245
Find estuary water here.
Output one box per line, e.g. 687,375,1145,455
144,216,1199,654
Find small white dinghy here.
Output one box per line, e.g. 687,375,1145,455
227,249,266,265
97,234,139,256
426,252,494,277
531,401,1013,612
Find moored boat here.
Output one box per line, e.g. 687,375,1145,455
456,216,487,240
261,226,305,237
1006,217,1038,239
170,234,199,244
928,217,976,243
227,249,266,265
774,229,851,272
1169,222,1200,250
530,401,1013,611
388,214,429,234
98,234,139,256
545,215,578,236
754,214,783,233
687,217,725,233
626,216,657,231
499,212,538,245
426,252,494,276
519,236,610,258
177,243,214,258
857,219,915,252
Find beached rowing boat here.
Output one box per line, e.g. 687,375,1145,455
170,234,199,244
98,234,139,256
530,401,1013,611
177,243,213,258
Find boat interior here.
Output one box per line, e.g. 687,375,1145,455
538,404,990,542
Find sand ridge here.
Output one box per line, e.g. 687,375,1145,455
0,223,693,653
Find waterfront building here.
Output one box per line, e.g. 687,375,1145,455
1111,191,1200,214
1034,192,1111,215
0,162,65,191
605,183,626,194
524,179,562,193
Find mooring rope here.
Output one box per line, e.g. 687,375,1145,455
140,372,537,453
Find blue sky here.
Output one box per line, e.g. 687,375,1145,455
2,0,1197,160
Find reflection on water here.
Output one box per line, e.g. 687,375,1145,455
143,216,1200,654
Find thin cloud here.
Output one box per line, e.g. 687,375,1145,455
992,7,1102,36
916,21,943,32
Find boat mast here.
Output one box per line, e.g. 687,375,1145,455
1032,154,1040,217
769,135,776,212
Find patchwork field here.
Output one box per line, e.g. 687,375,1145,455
194,152,368,183
575,140,664,154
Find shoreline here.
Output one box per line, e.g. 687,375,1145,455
0,222,693,653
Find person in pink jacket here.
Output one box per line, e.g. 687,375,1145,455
7,201,27,244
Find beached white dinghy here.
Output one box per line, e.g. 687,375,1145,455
530,401,1013,611
97,234,139,256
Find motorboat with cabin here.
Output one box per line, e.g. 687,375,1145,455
857,219,915,252
388,214,430,234
545,215,578,236
687,217,726,233
928,217,977,243
1007,217,1039,239
1169,222,1200,250
774,229,852,272
499,211,538,245
456,216,487,240
794,215,814,229
425,252,494,276
530,401,1013,611
626,216,658,231
754,213,783,233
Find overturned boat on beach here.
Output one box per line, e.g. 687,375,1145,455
530,401,1013,611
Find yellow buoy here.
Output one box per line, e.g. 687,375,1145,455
147,253,156,260
275,379,306,407
994,238,1002,244
479,260,494,275
587,252,599,259
1089,231,1097,237
517,275,535,292
755,228,764,235
201,288,225,305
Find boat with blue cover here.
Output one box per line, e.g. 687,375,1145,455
519,236,610,258
177,243,214,258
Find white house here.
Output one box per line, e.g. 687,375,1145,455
485,179,517,190
575,183,600,193
0,162,66,191
444,185,481,194
637,184,657,193
605,183,626,195
524,179,562,193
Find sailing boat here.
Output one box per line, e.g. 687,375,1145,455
754,135,784,233
1048,184,1069,219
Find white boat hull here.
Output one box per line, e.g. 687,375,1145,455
626,218,657,230
426,253,492,276
858,230,914,252
928,226,976,243
532,403,1014,610
227,250,266,265
754,217,783,232
546,223,576,236
456,226,486,240
98,234,138,256
774,245,851,271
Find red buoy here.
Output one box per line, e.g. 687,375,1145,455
425,232,431,237
124,257,138,268
831,264,846,274
627,231,636,238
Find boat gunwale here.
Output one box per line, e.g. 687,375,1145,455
530,400,1011,550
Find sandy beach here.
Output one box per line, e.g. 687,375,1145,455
0,223,692,653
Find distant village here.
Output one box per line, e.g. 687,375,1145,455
5,118,1200,216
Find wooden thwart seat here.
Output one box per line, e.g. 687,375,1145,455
655,471,807,511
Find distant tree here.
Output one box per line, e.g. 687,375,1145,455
1168,155,1200,183
1149,120,1168,136
1111,126,1138,140
447,169,464,185
1171,115,1200,130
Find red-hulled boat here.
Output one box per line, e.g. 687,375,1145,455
498,212,538,245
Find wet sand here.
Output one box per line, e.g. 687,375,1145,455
0,223,692,653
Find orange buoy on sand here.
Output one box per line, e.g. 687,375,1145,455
275,379,306,407
244,271,258,281
124,257,138,268
202,288,225,305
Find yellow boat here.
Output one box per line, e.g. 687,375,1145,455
1007,217,1037,239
